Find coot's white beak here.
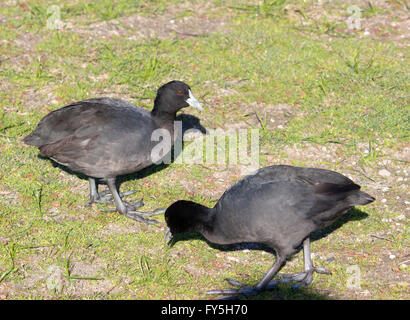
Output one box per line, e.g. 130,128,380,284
186,89,203,111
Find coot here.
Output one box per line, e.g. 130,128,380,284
164,165,375,296
24,81,202,224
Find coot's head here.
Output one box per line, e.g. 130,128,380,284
154,81,202,114
164,200,209,245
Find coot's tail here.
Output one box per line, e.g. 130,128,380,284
22,132,42,146
349,190,375,206
315,182,375,206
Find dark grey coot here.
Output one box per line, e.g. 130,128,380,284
23,81,202,224
164,165,375,296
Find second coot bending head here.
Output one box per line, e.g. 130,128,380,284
23,81,202,224
164,165,375,296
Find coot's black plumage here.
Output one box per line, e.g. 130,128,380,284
23,81,202,224
164,165,375,296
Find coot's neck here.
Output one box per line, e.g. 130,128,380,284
151,108,177,123
191,205,233,245
198,207,216,235
183,202,216,236
176,203,231,245
151,98,177,123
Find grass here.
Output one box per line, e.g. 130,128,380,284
0,0,409,299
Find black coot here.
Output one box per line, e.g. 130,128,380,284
23,81,202,224
164,165,375,296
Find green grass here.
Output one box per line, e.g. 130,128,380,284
0,0,409,299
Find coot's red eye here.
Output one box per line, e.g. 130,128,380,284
177,91,183,95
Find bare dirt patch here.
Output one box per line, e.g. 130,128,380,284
3,255,116,298
288,0,409,46
277,141,409,187
98,222,139,237
237,102,300,130
64,2,229,41
64,259,114,296
65,13,226,41
0,188,20,207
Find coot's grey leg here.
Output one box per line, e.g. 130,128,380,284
206,255,286,298
86,177,100,206
276,238,331,286
85,177,141,207
106,178,163,225
106,178,127,213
